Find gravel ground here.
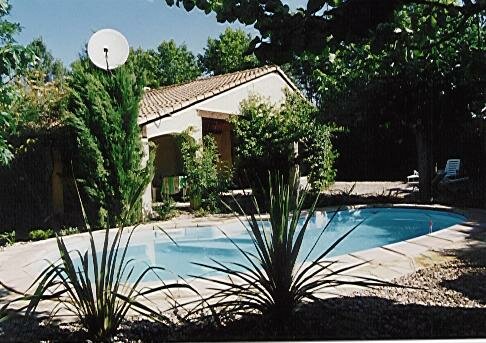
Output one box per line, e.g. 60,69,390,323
352,255,486,308
1,240,485,342
326,181,409,196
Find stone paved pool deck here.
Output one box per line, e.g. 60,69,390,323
1,204,485,319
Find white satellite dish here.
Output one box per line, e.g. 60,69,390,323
87,29,129,71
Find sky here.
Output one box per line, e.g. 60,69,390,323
7,0,264,67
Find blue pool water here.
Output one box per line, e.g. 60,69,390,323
80,207,465,282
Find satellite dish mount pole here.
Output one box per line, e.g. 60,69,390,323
104,47,110,73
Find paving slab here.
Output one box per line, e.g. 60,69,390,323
326,254,367,271
350,246,411,264
383,241,430,257
405,234,454,250
429,228,469,242
347,263,405,282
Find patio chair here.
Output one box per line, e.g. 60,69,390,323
407,170,419,184
439,159,470,186
407,159,462,183
405,170,420,192
442,159,461,179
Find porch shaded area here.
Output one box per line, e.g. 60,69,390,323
150,134,184,201
202,116,233,167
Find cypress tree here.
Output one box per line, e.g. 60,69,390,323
67,59,153,227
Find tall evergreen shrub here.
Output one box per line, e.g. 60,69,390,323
67,59,153,227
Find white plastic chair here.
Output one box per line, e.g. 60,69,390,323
407,159,462,188
407,170,419,184
443,159,461,178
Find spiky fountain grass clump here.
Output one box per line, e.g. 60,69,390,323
1,181,197,340
189,174,396,327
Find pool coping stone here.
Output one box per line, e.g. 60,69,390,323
0,203,485,318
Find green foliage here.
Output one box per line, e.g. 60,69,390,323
0,230,14,247
293,4,485,199
1,227,78,246
166,0,485,64
28,228,54,241
153,195,178,221
129,48,160,88
0,68,70,239
59,227,80,236
0,0,34,166
26,37,66,81
0,85,20,165
129,41,201,87
66,59,154,227
198,28,261,75
131,40,201,88
10,70,69,136
193,174,393,323
177,129,232,211
155,40,201,86
233,92,337,191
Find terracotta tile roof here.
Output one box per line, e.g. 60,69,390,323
138,65,297,125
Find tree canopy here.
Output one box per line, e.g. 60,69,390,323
198,28,261,75
289,3,485,200
133,40,201,88
0,1,34,165
167,0,485,64
26,37,66,81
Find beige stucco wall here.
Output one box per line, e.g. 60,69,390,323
145,107,202,141
196,73,290,115
141,72,294,211
143,73,292,140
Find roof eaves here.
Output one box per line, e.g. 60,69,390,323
274,65,299,92
139,65,295,126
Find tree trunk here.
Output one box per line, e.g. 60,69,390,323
289,142,300,208
415,126,433,203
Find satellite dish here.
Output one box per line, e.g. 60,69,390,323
87,29,129,71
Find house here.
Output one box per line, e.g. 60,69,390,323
138,65,298,213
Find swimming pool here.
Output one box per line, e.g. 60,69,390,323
82,207,466,282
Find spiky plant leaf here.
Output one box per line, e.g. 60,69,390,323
1,177,197,340
190,173,399,323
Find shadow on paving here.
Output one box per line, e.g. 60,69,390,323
316,193,410,207
172,296,486,341
440,223,486,305
1,296,485,342
0,315,86,342
222,192,411,215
